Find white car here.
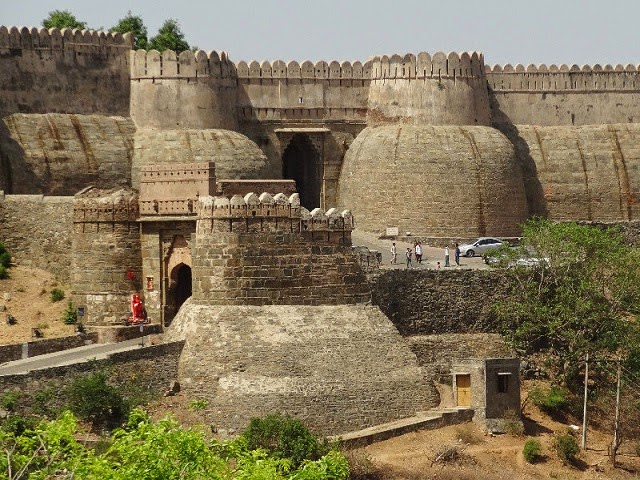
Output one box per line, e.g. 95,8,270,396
458,237,504,257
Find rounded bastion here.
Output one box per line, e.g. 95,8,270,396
337,125,528,238
131,128,273,188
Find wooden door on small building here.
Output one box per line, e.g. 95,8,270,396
456,374,471,407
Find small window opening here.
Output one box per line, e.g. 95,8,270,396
497,374,509,393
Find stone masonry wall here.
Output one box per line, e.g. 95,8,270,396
0,193,73,279
371,269,510,336
0,27,132,119
0,342,184,414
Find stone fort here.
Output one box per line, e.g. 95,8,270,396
0,25,637,433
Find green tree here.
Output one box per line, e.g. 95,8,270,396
493,218,640,384
148,19,191,53
111,11,148,50
42,10,87,30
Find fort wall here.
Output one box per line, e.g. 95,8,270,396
0,193,73,279
487,64,640,125
0,27,132,119
72,188,142,325
0,114,134,195
130,50,237,129
368,52,491,125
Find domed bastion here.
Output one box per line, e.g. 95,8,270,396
164,193,438,435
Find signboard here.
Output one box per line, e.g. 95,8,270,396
386,227,399,237
77,307,85,317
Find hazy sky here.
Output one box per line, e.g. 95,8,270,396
2,0,639,66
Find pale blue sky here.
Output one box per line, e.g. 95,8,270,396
1,0,638,66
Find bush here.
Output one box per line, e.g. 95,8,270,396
1,414,37,436
66,370,129,425
241,413,329,469
1,391,20,412
454,424,484,444
50,288,65,302
523,438,542,463
553,432,579,462
62,301,77,325
0,242,11,268
0,265,8,280
529,385,570,414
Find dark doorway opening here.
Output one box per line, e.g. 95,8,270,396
282,134,321,209
174,264,192,311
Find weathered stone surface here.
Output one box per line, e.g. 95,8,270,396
166,303,437,435
131,129,271,188
0,114,134,195
0,194,73,279
371,269,510,336
338,125,528,238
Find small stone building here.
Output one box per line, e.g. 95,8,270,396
452,358,521,432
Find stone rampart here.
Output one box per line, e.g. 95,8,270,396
0,27,132,118
0,342,184,414
130,50,237,129
0,333,99,364
72,188,142,325
487,63,640,126
0,193,74,279
371,269,510,336
1,114,134,195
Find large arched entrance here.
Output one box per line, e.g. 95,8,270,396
166,262,192,325
282,133,321,209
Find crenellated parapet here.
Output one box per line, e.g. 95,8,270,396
486,63,640,92
370,52,485,80
196,192,354,244
73,188,139,225
131,49,235,80
235,59,372,80
0,26,132,50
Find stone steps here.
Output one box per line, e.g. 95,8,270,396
331,407,474,448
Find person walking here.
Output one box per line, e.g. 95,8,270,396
405,247,413,268
415,241,422,264
390,242,398,265
444,245,450,267
454,243,461,266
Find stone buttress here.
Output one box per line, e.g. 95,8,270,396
165,193,437,435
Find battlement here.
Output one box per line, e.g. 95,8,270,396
0,26,132,50
131,49,235,79
196,192,354,242
486,63,640,92
370,52,485,80
235,59,372,80
73,188,139,223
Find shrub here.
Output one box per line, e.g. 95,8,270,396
0,242,11,268
454,424,484,444
1,414,37,436
0,265,8,280
62,301,77,325
529,385,569,414
50,288,65,302
1,391,20,412
241,413,329,469
523,438,542,463
66,370,129,425
553,432,579,462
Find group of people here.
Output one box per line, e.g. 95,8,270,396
390,241,461,269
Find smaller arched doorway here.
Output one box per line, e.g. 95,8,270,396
165,262,192,326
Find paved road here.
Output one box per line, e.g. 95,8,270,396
0,338,147,375
351,230,490,271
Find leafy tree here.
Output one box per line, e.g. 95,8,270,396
111,11,148,50
62,301,77,325
42,10,87,30
148,19,191,53
66,370,129,425
493,218,640,384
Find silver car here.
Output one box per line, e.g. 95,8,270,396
458,237,503,257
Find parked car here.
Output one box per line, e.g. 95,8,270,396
458,237,504,257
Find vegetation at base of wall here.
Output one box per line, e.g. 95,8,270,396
522,438,542,463
552,432,580,463
492,218,640,386
49,288,65,302
241,413,331,470
0,409,350,479
65,370,129,426
1,391,20,412
0,242,11,279
528,385,570,414
62,301,77,324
